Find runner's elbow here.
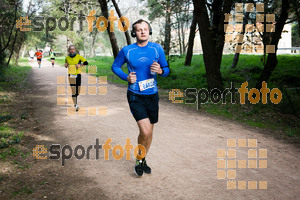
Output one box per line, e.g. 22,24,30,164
160,66,170,77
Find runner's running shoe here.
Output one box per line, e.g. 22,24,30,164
134,159,143,176
142,158,151,174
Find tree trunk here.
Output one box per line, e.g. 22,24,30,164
181,20,186,54
184,12,197,66
15,42,22,65
21,44,26,58
176,13,182,55
182,2,189,54
67,37,69,55
7,30,19,65
255,0,289,89
83,37,87,58
291,0,300,35
192,0,233,90
0,2,18,55
90,30,98,58
111,0,131,45
98,0,119,58
231,12,250,69
14,32,25,65
164,0,171,56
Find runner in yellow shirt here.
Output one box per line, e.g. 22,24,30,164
65,45,88,111
49,49,55,67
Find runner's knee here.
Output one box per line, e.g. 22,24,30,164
139,129,153,138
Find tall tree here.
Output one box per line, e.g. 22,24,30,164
164,0,172,56
175,12,182,54
90,29,98,58
98,0,119,58
231,11,251,69
164,0,191,55
13,0,34,65
111,0,131,45
184,11,197,66
143,0,187,56
173,0,191,55
192,0,234,90
180,16,187,54
290,0,300,35
255,0,289,88
7,29,20,65
0,1,19,65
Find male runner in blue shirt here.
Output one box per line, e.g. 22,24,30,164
112,19,170,176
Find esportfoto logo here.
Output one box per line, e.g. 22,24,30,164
169,81,282,109
217,139,268,190
16,10,129,34
224,3,276,54
33,138,146,166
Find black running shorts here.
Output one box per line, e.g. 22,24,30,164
127,90,159,124
68,74,81,97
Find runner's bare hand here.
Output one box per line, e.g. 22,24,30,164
65,63,68,68
127,72,137,83
75,64,81,69
150,61,163,74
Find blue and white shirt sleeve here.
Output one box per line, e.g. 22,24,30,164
111,48,128,81
157,44,170,77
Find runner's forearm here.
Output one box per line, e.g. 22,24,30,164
112,66,128,81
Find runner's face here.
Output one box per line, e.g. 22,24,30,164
69,47,76,54
135,22,150,42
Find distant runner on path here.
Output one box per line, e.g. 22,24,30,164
49,49,56,67
35,50,43,68
65,45,88,111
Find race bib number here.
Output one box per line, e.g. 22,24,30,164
70,74,77,78
138,78,155,91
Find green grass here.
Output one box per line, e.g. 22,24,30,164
0,131,23,151
0,145,24,159
0,59,30,152
13,160,30,169
159,54,300,89
0,60,31,90
54,57,65,66
0,60,33,198
12,186,33,196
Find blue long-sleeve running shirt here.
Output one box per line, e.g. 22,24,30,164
111,42,170,95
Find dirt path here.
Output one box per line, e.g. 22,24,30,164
25,60,299,199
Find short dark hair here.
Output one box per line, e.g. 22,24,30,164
132,19,151,32
68,45,75,51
